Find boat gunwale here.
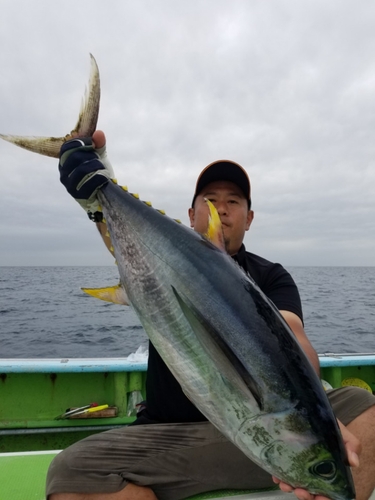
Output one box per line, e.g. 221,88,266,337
0,358,148,373
319,353,375,367
1,353,375,373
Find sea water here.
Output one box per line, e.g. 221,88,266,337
0,266,374,358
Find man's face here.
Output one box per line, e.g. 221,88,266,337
188,180,254,256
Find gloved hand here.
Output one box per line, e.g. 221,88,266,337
59,137,115,221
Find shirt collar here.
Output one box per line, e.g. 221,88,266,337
231,244,247,266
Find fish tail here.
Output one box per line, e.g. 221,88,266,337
0,54,100,158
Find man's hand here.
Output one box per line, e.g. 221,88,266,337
272,420,360,500
59,130,115,220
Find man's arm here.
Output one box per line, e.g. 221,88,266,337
90,131,117,257
279,310,320,375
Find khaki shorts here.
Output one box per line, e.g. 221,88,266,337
46,387,375,500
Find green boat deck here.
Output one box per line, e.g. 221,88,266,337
0,451,58,500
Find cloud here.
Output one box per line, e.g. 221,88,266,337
1,0,375,266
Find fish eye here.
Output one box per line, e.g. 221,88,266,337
310,460,337,480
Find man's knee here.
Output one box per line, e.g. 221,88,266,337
122,483,158,500
348,403,375,430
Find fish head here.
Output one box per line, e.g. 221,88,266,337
238,408,355,500
264,439,354,500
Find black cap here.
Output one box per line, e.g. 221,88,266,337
192,160,251,208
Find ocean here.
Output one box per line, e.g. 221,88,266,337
0,266,374,358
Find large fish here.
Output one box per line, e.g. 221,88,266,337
1,56,355,500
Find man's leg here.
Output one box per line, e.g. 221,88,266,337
328,387,375,500
347,405,375,500
46,421,273,500
50,483,157,500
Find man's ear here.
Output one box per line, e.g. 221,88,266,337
188,207,195,228
246,210,254,231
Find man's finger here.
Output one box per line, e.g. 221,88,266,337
348,449,359,468
92,130,106,149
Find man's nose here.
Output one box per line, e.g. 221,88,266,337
214,201,228,215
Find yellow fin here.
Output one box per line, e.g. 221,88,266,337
81,283,129,305
204,199,225,251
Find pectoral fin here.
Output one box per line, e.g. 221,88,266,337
81,283,129,305
204,199,225,251
172,286,263,410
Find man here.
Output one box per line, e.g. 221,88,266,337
47,131,375,500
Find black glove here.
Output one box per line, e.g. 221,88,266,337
59,137,115,219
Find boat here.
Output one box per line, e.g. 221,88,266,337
1,353,375,500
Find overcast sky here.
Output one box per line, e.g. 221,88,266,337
1,0,374,267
